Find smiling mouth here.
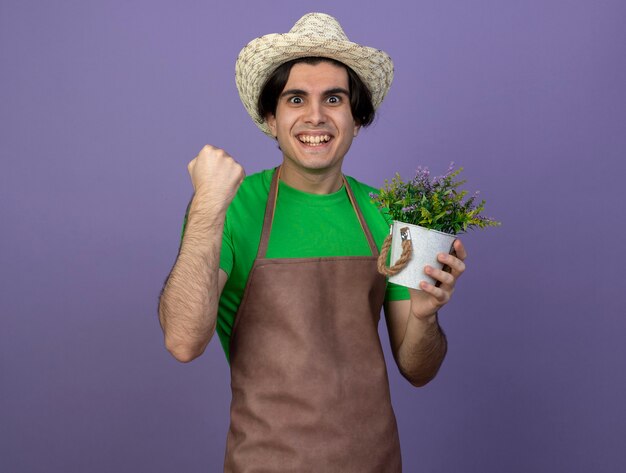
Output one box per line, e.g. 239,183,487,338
297,134,332,146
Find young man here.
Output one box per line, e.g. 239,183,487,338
159,13,467,472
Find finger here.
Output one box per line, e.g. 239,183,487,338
201,143,216,154
437,252,466,277
419,280,449,304
238,165,247,181
453,239,468,261
425,265,455,287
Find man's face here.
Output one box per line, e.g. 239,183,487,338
266,61,360,177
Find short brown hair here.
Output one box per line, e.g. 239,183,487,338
257,57,375,127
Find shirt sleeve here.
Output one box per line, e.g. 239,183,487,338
219,213,234,277
385,281,410,301
179,200,191,247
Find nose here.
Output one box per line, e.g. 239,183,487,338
304,101,326,126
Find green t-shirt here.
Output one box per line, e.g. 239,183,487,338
182,168,409,361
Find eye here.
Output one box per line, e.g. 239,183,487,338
327,95,341,104
288,96,303,104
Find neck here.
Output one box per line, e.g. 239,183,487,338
279,162,344,194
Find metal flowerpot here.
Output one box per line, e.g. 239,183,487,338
379,221,456,290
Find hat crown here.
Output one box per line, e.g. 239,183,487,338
288,13,349,42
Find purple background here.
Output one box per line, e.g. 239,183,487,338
2,1,625,472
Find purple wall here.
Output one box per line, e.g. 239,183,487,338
2,1,625,471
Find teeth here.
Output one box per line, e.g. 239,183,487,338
298,135,330,145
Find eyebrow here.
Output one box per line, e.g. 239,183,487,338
280,87,350,98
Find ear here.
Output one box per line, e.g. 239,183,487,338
353,123,361,138
266,114,277,138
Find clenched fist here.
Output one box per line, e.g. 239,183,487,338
187,145,246,210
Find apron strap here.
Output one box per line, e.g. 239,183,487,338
257,167,280,260
257,166,379,259
343,176,379,257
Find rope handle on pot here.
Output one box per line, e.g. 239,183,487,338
377,227,413,276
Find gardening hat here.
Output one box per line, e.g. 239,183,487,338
235,12,394,136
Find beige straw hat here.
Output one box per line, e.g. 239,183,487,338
235,12,394,136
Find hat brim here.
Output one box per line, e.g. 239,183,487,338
236,33,394,136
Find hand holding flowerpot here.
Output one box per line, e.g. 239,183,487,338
379,222,457,290
372,163,500,290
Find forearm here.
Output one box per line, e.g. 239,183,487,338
395,313,447,387
158,194,225,362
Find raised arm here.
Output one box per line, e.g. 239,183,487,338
384,239,467,386
158,145,245,362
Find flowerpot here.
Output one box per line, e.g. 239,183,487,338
387,221,456,290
